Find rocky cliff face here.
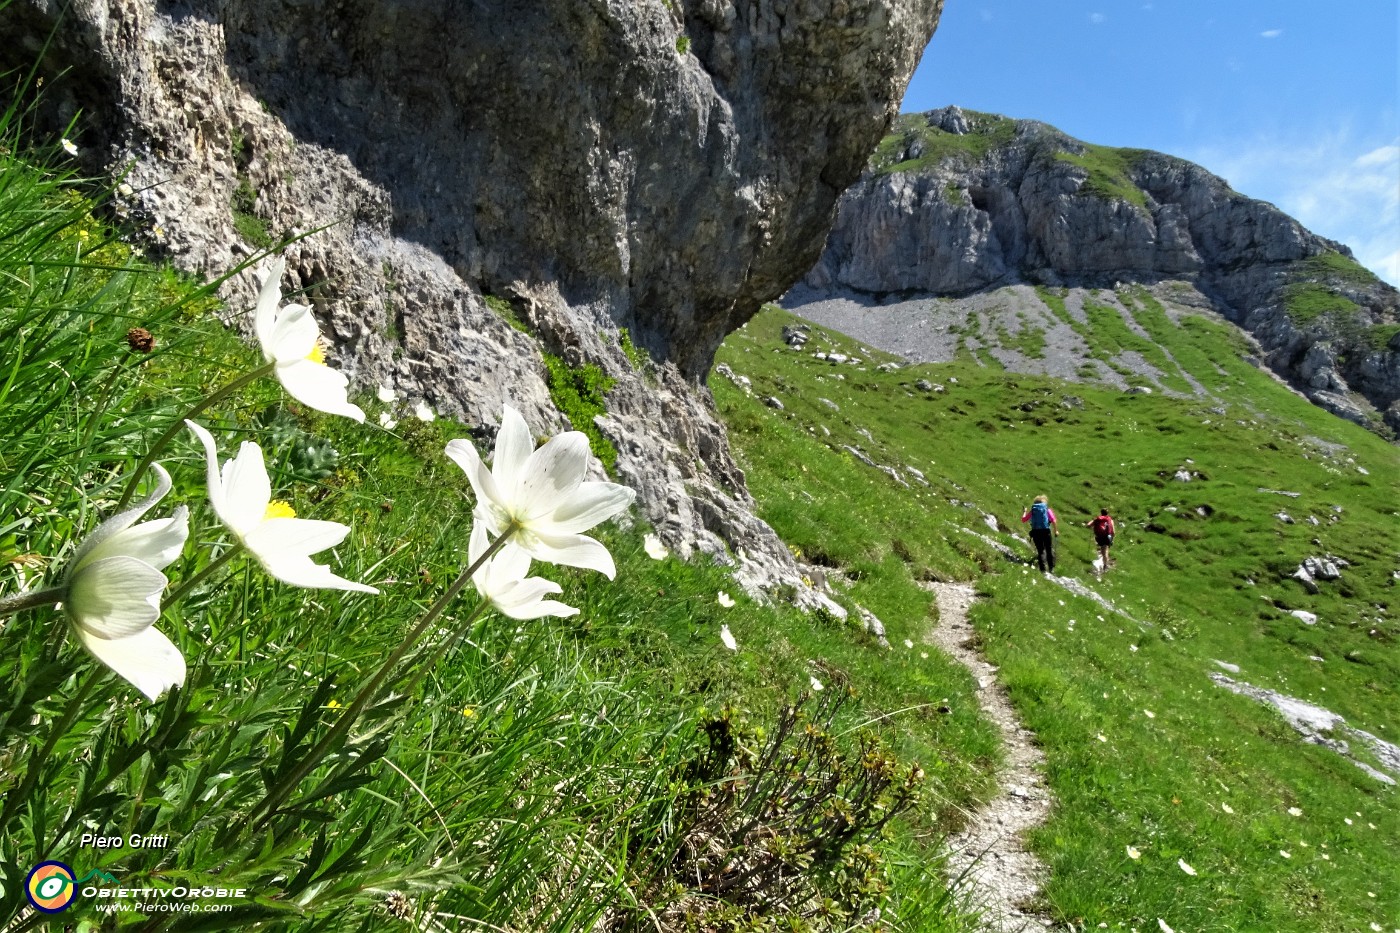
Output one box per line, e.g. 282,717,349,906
802,107,1400,433
1,0,941,592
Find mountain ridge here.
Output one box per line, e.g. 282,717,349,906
795,106,1400,435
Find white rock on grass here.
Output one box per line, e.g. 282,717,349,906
1289,610,1319,625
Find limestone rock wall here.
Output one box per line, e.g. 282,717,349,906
1,0,942,590
804,107,1400,432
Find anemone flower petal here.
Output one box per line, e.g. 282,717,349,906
242,541,378,593
65,555,168,638
484,542,533,588
186,420,233,521
525,530,617,579
514,431,591,521
275,359,366,422
492,406,537,483
219,441,274,531
467,519,492,565
74,624,185,702
246,517,352,557
252,256,285,354
469,522,532,591
69,464,174,570
79,506,188,573
494,586,579,620
545,480,635,535
446,439,504,515
268,303,320,362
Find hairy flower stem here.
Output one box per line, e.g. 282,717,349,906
163,543,245,608
0,587,64,618
246,524,518,829
116,360,277,508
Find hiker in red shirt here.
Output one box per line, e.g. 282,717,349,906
1021,495,1058,573
1086,508,1116,573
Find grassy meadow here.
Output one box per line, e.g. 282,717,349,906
0,107,987,931
2,91,1397,933
712,303,1399,932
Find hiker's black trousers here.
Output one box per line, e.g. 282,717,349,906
1030,528,1055,572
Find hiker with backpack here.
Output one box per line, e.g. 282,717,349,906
1087,508,1116,573
1020,495,1059,573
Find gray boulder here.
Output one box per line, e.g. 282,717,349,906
1,0,940,600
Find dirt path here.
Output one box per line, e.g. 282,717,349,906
923,582,1054,933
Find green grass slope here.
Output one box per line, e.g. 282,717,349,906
712,304,1399,933
3,100,1395,933
0,125,989,931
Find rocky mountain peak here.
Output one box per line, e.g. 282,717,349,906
800,108,1400,434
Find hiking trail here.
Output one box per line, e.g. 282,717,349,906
923,581,1055,933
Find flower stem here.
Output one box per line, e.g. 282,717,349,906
244,525,517,828
396,594,493,699
164,543,245,608
116,360,277,508
0,587,64,619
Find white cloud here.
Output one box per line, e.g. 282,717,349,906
1089,12,1106,24
1374,248,1400,284
1180,132,1400,285
1355,144,1399,168
1260,29,1283,38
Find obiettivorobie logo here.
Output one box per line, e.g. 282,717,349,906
24,861,118,913
23,860,247,916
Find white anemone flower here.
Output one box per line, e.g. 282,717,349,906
717,591,735,608
252,257,366,422
444,405,635,578
61,138,79,157
468,522,577,620
62,463,188,701
809,675,824,692
187,421,377,593
643,533,669,560
719,624,738,651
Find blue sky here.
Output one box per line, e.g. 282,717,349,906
901,1,1400,285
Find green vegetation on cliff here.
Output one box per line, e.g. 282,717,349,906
871,110,1018,174
1054,143,1151,208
